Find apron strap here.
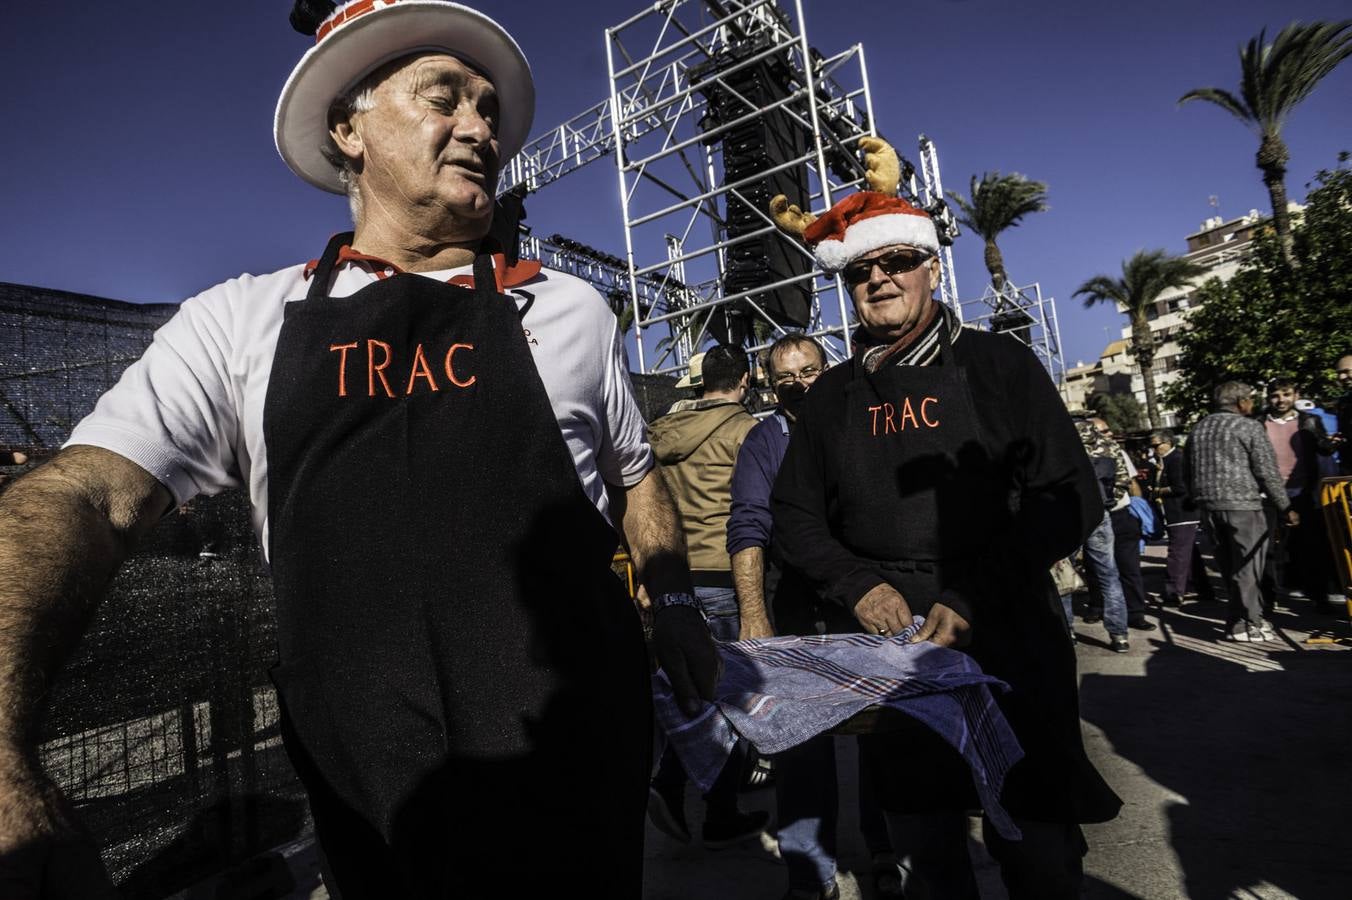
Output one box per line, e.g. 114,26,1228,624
472,250,500,301
307,232,355,302
308,232,504,303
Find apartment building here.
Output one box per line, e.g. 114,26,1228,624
1063,204,1301,426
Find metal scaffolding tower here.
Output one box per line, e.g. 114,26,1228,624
498,0,961,379
959,281,1067,386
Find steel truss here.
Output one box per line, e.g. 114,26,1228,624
499,0,960,380
959,281,1066,386
605,0,878,375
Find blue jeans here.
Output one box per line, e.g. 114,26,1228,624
774,734,839,891
1082,512,1129,637
695,585,740,642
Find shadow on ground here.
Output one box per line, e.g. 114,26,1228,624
1078,548,1352,900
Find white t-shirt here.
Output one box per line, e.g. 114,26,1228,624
66,257,654,557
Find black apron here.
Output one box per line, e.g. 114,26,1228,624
262,234,651,897
836,333,1119,824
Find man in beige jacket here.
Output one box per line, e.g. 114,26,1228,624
646,343,765,847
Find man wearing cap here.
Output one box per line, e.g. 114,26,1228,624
767,138,1120,898
0,1,717,896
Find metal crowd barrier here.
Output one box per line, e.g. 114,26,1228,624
1320,476,1352,617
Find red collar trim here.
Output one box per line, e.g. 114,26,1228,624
303,246,543,290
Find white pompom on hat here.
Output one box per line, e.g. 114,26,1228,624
275,0,535,194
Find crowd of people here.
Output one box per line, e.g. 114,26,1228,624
0,2,1346,899
1055,363,1350,648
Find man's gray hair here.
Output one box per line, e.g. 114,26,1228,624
1213,381,1252,411
1150,429,1175,446
319,74,380,222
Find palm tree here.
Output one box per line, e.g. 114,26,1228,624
1179,20,1352,268
946,172,1048,289
1074,250,1207,430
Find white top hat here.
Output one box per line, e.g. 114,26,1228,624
275,0,535,194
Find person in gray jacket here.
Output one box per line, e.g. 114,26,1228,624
1187,381,1300,641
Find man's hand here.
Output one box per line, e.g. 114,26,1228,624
0,752,118,899
908,602,972,649
1285,508,1301,527
652,606,722,717
738,615,774,641
853,582,914,636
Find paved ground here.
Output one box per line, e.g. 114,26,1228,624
258,546,1352,900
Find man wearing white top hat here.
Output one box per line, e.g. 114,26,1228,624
0,1,719,896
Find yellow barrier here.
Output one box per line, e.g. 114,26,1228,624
613,548,637,600
1319,476,1352,618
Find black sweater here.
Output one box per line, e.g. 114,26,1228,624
770,328,1100,624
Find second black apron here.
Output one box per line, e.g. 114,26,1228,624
835,332,1115,824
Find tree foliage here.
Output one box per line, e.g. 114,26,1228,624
1088,392,1145,435
1164,161,1352,424
1074,250,1207,429
1180,20,1352,267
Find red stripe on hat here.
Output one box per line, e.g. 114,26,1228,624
316,0,401,44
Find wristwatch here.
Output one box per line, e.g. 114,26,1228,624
652,591,705,616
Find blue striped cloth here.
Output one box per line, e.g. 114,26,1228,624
652,623,1025,840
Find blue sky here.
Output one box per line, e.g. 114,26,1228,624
2,1,1349,368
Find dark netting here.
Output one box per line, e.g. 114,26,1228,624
2,283,309,896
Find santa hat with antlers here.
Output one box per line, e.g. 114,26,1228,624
770,137,938,273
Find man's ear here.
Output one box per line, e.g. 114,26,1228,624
330,111,364,165
928,255,942,292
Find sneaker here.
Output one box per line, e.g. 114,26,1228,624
782,882,840,900
1128,616,1157,632
1258,621,1275,640
702,808,769,850
1160,593,1181,608
1225,624,1265,642
1110,635,1130,653
742,754,775,791
1083,611,1103,624
872,854,904,897
647,784,690,843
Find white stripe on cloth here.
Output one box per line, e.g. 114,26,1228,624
651,621,1025,840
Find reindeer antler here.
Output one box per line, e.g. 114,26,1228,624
859,136,900,197
769,194,817,238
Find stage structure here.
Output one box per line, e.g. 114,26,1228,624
498,0,961,379
959,280,1067,387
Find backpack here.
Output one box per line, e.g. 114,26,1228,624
1091,456,1118,509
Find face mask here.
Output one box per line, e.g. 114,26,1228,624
776,381,809,417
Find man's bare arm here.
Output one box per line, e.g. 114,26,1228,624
0,447,171,752
610,466,692,600
610,466,720,715
730,547,773,639
1,447,170,878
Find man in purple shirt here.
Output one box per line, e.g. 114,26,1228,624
728,334,902,900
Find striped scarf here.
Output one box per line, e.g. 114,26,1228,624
858,301,963,373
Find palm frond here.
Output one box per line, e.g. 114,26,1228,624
1187,20,1352,137
1074,250,1207,316
1177,86,1252,125
945,171,1048,241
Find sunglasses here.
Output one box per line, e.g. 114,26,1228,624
842,249,933,287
